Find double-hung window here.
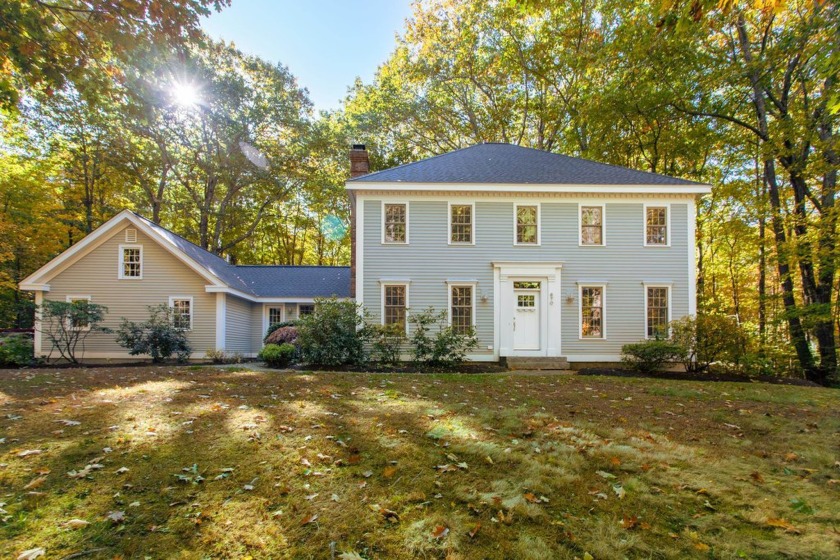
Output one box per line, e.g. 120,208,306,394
449,203,473,244
383,203,407,243
645,206,669,246
66,295,92,331
645,286,670,338
580,205,604,246
169,297,193,331
449,285,474,334
515,204,539,245
580,286,605,338
383,284,407,332
119,245,143,279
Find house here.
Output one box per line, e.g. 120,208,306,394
346,143,711,366
19,211,349,360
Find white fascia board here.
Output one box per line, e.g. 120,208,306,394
346,181,712,195
19,282,51,292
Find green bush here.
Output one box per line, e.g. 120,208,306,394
264,320,300,342
297,297,371,366
39,299,110,363
265,326,298,346
409,307,478,367
670,314,747,372
258,343,295,368
621,339,684,372
371,323,406,365
0,333,33,367
115,305,192,363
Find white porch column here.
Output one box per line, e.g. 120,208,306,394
33,291,43,357
215,292,226,351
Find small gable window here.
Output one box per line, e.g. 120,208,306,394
383,203,408,244
119,245,143,279
169,297,193,331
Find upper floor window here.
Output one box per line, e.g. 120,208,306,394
646,286,670,338
119,245,143,279
515,204,539,245
169,296,193,331
645,206,668,246
383,284,408,332
580,286,604,338
580,205,604,246
449,203,473,244
383,203,408,244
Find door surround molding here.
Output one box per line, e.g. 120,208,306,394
493,261,564,358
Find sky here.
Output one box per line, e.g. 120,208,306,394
202,0,414,113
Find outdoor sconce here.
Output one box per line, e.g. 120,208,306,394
565,292,575,305
479,290,489,304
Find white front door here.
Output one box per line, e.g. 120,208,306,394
513,284,541,351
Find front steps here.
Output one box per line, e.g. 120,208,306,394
505,357,570,371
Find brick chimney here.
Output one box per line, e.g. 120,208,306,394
348,144,368,299
349,144,370,178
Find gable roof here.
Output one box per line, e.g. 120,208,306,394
20,210,350,300
348,143,708,188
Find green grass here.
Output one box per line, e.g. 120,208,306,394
1,366,838,559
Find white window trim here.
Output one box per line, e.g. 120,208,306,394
264,304,285,336
380,282,410,333
578,203,606,247
643,203,671,247
578,284,606,340
513,202,541,246
643,283,672,339
65,295,92,332
381,201,409,245
446,281,477,328
297,303,315,317
118,244,143,279
447,201,475,245
168,296,194,332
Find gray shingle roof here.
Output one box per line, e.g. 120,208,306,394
349,143,704,186
135,213,349,298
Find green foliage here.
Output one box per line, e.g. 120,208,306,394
621,340,684,373
296,297,371,366
38,299,110,363
408,307,478,368
258,343,296,368
0,333,33,367
264,326,299,346
669,315,748,373
115,305,191,363
371,323,406,366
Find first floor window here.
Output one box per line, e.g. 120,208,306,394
580,286,604,338
298,304,315,316
646,287,669,338
383,285,407,331
120,245,142,278
450,285,473,334
515,204,539,244
268,307,283,325
384,203,407,243
450,204,473,243
645,206,668,245
67,296,92,331
170,298,192,331
580,206,603,245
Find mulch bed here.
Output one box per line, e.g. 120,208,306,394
290,362,509,374
577,367,820,387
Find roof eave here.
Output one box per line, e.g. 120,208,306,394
345,182,712,194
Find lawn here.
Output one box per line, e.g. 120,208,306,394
1,366,838,560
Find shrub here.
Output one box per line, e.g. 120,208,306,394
0,333,33,367
409,307,478,367
264,320,300,342
115,305,192,363
297,297,371,366
621,340,684,372
259,343,295,368
38,299,110,363
265,326,298,346
205,349,245,364
670,314,748,372
371,323,406,365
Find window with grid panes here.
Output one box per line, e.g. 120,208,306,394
450,285,473,333
580,287,603,338
580,206,603,245
450,204,472,243
646,287,669,338
121,247,142,277
383,204,407,243
646,207,668,245
171,299,192,330
383,285,406,331
516,205,538,244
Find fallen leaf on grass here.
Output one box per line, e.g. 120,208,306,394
383,466,397,478
115,467,129,474
621,515,638,529
106,510,125,524
766,518,800,534
750,471,765,483
596,470,616,480
338,553,365,560
17,450,42,458
301,513,318,526
23,477,47,490
60,519,89,530
468,522,481,538
17,548,45,560
380,508,400,522
431,525,449,539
